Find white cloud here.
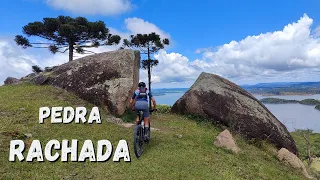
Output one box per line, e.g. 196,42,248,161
152,50,199,83
189,14,320,84
0,40,37,84
5,14,320,87
124,18,170,39
46,0,132,15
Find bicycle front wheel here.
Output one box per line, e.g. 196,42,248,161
134,125,143,158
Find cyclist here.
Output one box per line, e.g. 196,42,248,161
130,82,157,140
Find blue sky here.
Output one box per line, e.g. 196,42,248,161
1,0,320,88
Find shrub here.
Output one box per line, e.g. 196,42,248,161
32,65,43,73
121,109,137,123
156,104,171,114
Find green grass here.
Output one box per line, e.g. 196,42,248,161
291,131,320,159
0,84,307,179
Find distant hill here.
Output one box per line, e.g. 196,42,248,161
152,88,188,96
260,98,320,111
241,81,320,95
153,82,320,96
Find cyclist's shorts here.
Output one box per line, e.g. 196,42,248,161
135,101,149,118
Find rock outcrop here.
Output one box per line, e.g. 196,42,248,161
171,72,298,154
277,148,313,179
18,50,140,116
4,77,20,85
214,129,240,153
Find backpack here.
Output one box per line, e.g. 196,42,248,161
137,87,148,99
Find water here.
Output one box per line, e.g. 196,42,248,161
155,92,185,105
154,90,320,132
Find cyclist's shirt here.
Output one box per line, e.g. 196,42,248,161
132,88,153,102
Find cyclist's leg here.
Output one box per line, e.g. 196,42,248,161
134,101,143,124
142,102,150,140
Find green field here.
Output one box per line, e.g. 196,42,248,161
0,84,309,179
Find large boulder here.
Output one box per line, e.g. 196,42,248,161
171,72,298,154
23,50,140,116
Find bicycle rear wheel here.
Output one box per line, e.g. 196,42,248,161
134,125,143,158
144,121,151,144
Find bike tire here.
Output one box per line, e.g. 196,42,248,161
144,121,151,144
134,125,143,158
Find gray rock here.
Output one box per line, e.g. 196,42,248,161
20,73,36,81
44,66,57,72
277,148,313,179
4,77,20,85
214,129,240,153
107,116,124,124
22,50,140,117
24,133,32,138
171,72,298,154
175,134,183,138
31,74,49,85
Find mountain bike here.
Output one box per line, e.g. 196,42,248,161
133,109,155,158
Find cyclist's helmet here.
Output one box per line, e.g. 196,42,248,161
138,82,146,87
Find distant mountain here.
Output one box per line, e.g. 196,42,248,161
152,88,189,96
241,81,320,88
153,82,320,96
241,81,320,95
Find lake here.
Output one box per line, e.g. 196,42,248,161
153,90,320,132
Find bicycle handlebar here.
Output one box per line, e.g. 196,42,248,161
131,109,157,112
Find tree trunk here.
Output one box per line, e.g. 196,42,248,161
69,43,74,62
147,47,152,112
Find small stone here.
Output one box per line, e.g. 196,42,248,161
175,134,183,138
107,116,123,124
24,133,32,138
277,148,313,179
151,127,160,131
214,129,240,153
120,123,135,128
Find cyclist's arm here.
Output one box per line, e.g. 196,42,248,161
149,92,157,109
151,97,157,109
130,92,137,109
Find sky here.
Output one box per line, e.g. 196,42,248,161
1,0,320,88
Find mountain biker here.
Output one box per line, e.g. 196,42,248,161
130,82,157,140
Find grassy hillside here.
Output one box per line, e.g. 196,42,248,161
0,84,307,179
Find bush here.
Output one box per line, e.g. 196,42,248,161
156,104,171,114
32,65,43,73
121,109,137,123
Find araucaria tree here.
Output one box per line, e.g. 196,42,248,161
15,16,121,61
122,32,169,110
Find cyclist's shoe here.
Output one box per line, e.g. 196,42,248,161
144,128,150,143
144,135,150,143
